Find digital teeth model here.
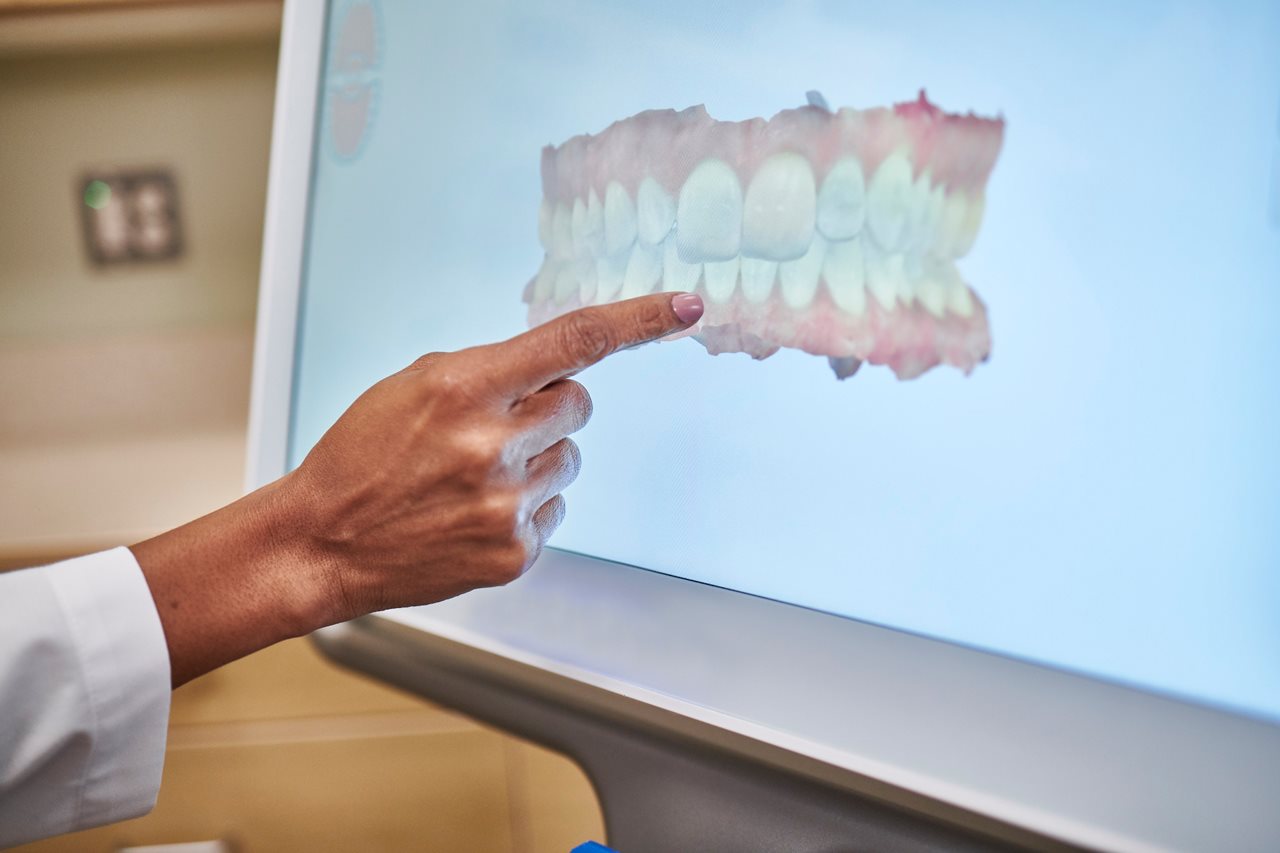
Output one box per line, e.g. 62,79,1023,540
523,92,1005,380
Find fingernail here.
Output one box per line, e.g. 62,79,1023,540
671,293,704,325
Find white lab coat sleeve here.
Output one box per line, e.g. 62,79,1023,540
0,547,171,847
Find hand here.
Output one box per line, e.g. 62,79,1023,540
289,291,705,618
131,292,705,686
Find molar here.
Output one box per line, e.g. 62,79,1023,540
914,267,948,318
742,152,816,261
866,151,913,253
676,158,743,262
942,264,975,317
935,190,968,259
704,257,739,304
816,156,866,241
603,181,637,256
906,173,942,255
740,257,778,303
822,237,866,316
953,191,985,258
636,177,675,247
621,242,663,298
779,237,826,308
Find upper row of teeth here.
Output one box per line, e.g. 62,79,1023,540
537,150,986,268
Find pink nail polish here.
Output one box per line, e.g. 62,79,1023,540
671,293,704,325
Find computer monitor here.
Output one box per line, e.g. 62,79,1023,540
248,1,1280,849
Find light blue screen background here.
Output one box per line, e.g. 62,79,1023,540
291,0,1280,721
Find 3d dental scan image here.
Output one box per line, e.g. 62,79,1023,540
525,92,1002,381
291,0,1280,731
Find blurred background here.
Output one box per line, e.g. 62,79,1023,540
0,1,601,849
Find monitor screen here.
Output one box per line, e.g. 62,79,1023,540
288,0,1280,723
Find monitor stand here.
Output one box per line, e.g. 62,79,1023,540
314,617,1056,852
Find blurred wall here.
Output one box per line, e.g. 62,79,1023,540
0,43,272,339
0,39,277,561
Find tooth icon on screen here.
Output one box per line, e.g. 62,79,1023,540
524,91,1005,381
327,0,380,161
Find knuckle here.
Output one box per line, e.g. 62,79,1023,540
477,491,523,538
557,312,614,363
489,541,530,585
632,299,670,339
406,351,445,373
453,429,513,483
426,365,470,400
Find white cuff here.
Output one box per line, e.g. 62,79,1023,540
0,547,171,845
47,547,172,830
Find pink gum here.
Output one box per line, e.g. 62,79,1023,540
540,91,1005,204
523,281,991,382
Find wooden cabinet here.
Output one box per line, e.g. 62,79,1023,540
12,639,604,852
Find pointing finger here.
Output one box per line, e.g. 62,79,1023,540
492,292,704,398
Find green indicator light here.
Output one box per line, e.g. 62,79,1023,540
84,180,111,210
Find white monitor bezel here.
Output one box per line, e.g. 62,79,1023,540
247,3,1280,851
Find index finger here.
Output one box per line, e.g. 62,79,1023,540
492,292,705,397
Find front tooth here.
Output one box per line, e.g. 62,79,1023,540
823,237,866,316
551,203,573,259
583,190,605,257
779,237,826,308
636,176,675,246
953,191,985,258
532,257,556,303
663,237,701,291
603,181,637,256
740,257,778,303
621,243,663,298
816,156,866,241
704,257,739,303
571,197,588,258
865,248,905,311
741,152,816,261
576,258,598,305
595,251,627,302
676,158,743,262
935,190,967,259
866,151,913,253
553,262,578,304
538,200,553,251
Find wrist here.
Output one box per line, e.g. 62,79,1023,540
131,471,345,686
245,471,352,635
